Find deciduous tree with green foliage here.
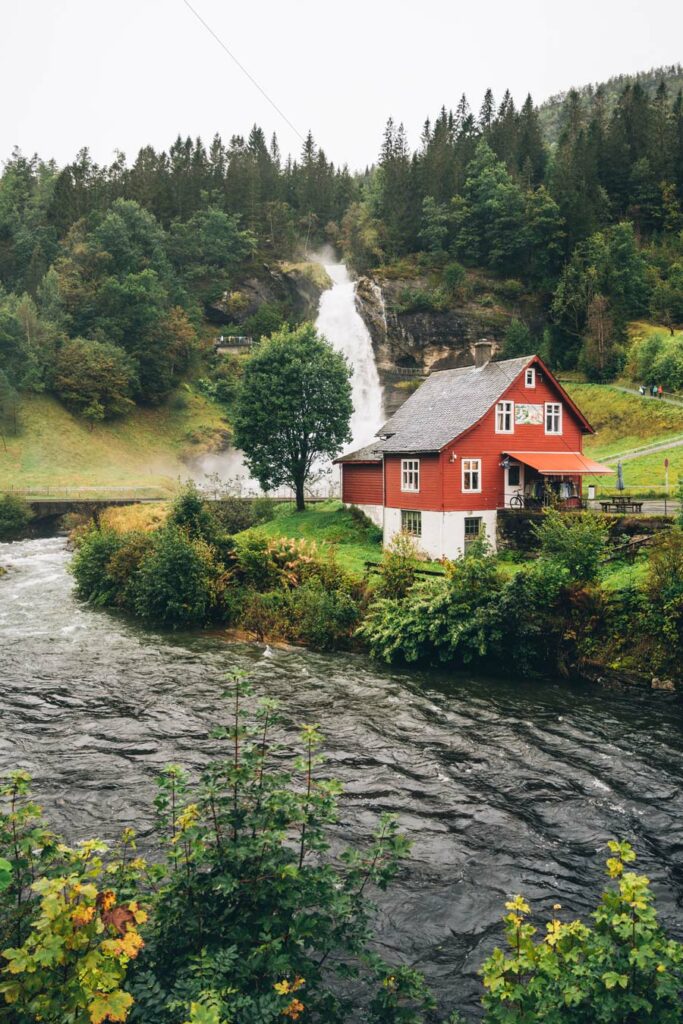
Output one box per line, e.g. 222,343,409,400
234,323,353,511
53,337,136,423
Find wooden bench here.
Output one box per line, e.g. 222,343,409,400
599,499,644,514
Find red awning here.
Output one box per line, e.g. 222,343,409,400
504,451,614,475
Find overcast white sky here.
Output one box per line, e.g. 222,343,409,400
2,0,682,171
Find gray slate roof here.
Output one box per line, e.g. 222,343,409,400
376,356,534,453
335,442,383,463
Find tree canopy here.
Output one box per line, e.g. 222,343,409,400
233,324,352,509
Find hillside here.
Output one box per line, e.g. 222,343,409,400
566,381,683,491
538,63,683,143
1,387,230,496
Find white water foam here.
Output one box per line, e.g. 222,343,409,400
314,261,384,451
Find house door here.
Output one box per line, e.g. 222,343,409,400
503,462,524,507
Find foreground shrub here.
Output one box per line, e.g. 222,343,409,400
70,528,126,607
0,494,32,542
360,550,571,675
533,509,609,584
167,484,219,544
374,532,424,599
240,580,361,649
0,683,441,1023
132,526,224,628
2,715,682,1023
481,840,683,1022
0,771,145,1024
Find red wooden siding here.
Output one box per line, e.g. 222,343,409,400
384,365,588,512
384,453,442,510
342,463,383,505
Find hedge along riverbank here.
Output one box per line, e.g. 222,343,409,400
69,487,683,685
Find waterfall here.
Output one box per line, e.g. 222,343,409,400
191,259,385,495
314,261,385,451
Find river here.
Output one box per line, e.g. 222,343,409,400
2,537,683,1016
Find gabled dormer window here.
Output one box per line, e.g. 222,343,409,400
495,401,514,434
525,368,536,388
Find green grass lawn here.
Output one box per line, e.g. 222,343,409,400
238,500,385,576
1,387,230,496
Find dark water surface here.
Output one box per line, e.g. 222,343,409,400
2,537,683,1014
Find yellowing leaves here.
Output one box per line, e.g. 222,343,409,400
88,988,134,1023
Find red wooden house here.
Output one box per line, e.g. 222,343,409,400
336,341,612,559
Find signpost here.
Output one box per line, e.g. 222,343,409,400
665,457,670,495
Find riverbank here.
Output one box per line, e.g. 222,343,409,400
2,534,683,1020
65,489,683,691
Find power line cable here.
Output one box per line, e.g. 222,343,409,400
181,0,306,145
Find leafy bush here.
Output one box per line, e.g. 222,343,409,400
0,494,32,541
481,841,683,1022
211,495,258,534
392,287,449,314
533,509,609,583
196,355,242,407
132,526,223,628
361,548,572,675
360,547,503,666
0,771,145,1024
251,496,276,524
168,484,219,543
123,677,437,1024
70,528,126,606
442,261,467,296
496,278,524,301
242,301,290,340
374,532,423,599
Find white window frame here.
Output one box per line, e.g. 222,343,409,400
462,458,482,493
401,458,420,492
525,368,536,388
495,400,514,434
545,402,563,435
401,509,422,537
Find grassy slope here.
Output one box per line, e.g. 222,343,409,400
1,388,230,495
565,382,683,490
239,501,384,576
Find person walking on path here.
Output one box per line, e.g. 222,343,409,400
639,384,646,395
651,384,658,397
658,385,664,399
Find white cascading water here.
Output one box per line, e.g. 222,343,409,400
191,256,384,493
314,260,384,451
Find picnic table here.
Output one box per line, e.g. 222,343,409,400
599,497,644,514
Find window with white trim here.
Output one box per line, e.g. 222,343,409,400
525,368,536,387
462,458,482,492
401,458,420,492
401,509,422,536
495,400,514,433
545,402,562,435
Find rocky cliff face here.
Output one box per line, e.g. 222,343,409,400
207,262,331,325
355,271,546,375
355,274,501,374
